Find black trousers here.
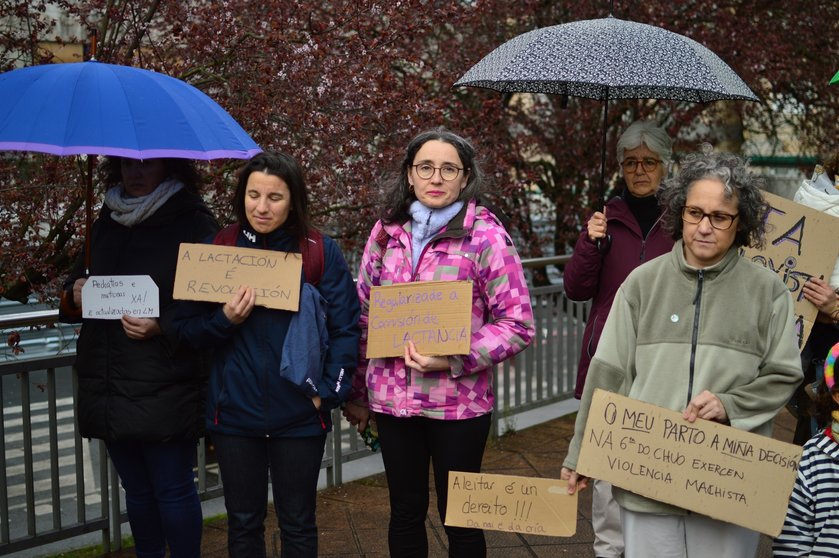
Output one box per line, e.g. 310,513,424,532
375,412,492,558
212,432,326,558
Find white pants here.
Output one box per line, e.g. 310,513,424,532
592,480,624,557
621,508,760,558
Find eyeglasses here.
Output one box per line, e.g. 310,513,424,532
621,158,661,173
681,206,739,230
412,163,463,182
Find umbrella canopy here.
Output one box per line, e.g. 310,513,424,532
0,60,261,160
454,16,759,206
454,16,758,102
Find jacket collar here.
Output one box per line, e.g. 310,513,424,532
672,239,741,280
605,196,664,239
384,198,478,242
239,221,295,249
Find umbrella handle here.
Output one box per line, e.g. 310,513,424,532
595,235,612,254
84,155,94,275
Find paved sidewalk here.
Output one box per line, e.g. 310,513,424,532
102,409,795,557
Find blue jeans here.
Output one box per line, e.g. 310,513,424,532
375,412,491,558
212,432,327,558
105,440,202,558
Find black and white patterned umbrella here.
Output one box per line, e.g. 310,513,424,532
454,16,759,203
454,16,758,101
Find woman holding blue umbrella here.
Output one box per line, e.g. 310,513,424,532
59,156,218,558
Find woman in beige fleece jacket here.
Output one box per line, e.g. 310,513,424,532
560,147,803,558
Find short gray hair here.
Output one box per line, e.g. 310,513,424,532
657,145,769,249
616,119,674,166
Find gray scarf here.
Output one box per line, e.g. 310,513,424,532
105,178,184,227
409,199,464,272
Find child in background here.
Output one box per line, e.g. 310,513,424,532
774,342,839,556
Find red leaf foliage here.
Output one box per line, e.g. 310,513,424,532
1,0,838,298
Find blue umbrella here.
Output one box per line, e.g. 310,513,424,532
0,60,261,278
0,60,261,159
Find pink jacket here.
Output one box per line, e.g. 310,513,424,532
562,196,673,398
351,199,534,420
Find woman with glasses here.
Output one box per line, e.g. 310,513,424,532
343,127,534,557
562,119,674,558
561,147,802,558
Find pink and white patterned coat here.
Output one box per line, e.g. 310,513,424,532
351,199,534,420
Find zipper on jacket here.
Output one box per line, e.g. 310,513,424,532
638,215,664,262
411,246,431,282
687,270,704,405
585,315,600,359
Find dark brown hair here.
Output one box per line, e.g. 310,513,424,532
232,151,312,242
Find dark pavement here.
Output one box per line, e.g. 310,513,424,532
102,409,796,557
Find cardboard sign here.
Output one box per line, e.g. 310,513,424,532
577,390,802,537
444,471,577,537
173,243,302,311
366,280,472,358
80,275,159,319
741,191,839,348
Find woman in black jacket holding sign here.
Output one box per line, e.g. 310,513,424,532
174,151,360,558
59,156,218,558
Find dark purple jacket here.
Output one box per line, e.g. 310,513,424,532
563,196,673,398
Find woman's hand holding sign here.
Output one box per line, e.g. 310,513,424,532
560,467,589,494
121,316,161,340
223,285,256,324
403,340,450,373
683,389,728,423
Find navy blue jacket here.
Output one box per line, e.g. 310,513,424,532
174,222,361,438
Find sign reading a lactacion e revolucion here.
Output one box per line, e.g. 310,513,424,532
577,390,801,537
366,280,472,358
173,243,302,311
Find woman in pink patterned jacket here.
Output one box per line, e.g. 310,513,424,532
343,128,534,558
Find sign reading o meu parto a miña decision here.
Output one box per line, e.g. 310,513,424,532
577,390,802,537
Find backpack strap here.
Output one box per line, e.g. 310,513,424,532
213,223,240,246
214,223,324,286
300,229,324,286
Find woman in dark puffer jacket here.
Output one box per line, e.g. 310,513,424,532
60,156,218,558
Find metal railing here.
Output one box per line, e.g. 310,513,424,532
0,255,584,555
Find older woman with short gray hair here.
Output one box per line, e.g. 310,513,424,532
563,119,676,558
657,146,769,251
